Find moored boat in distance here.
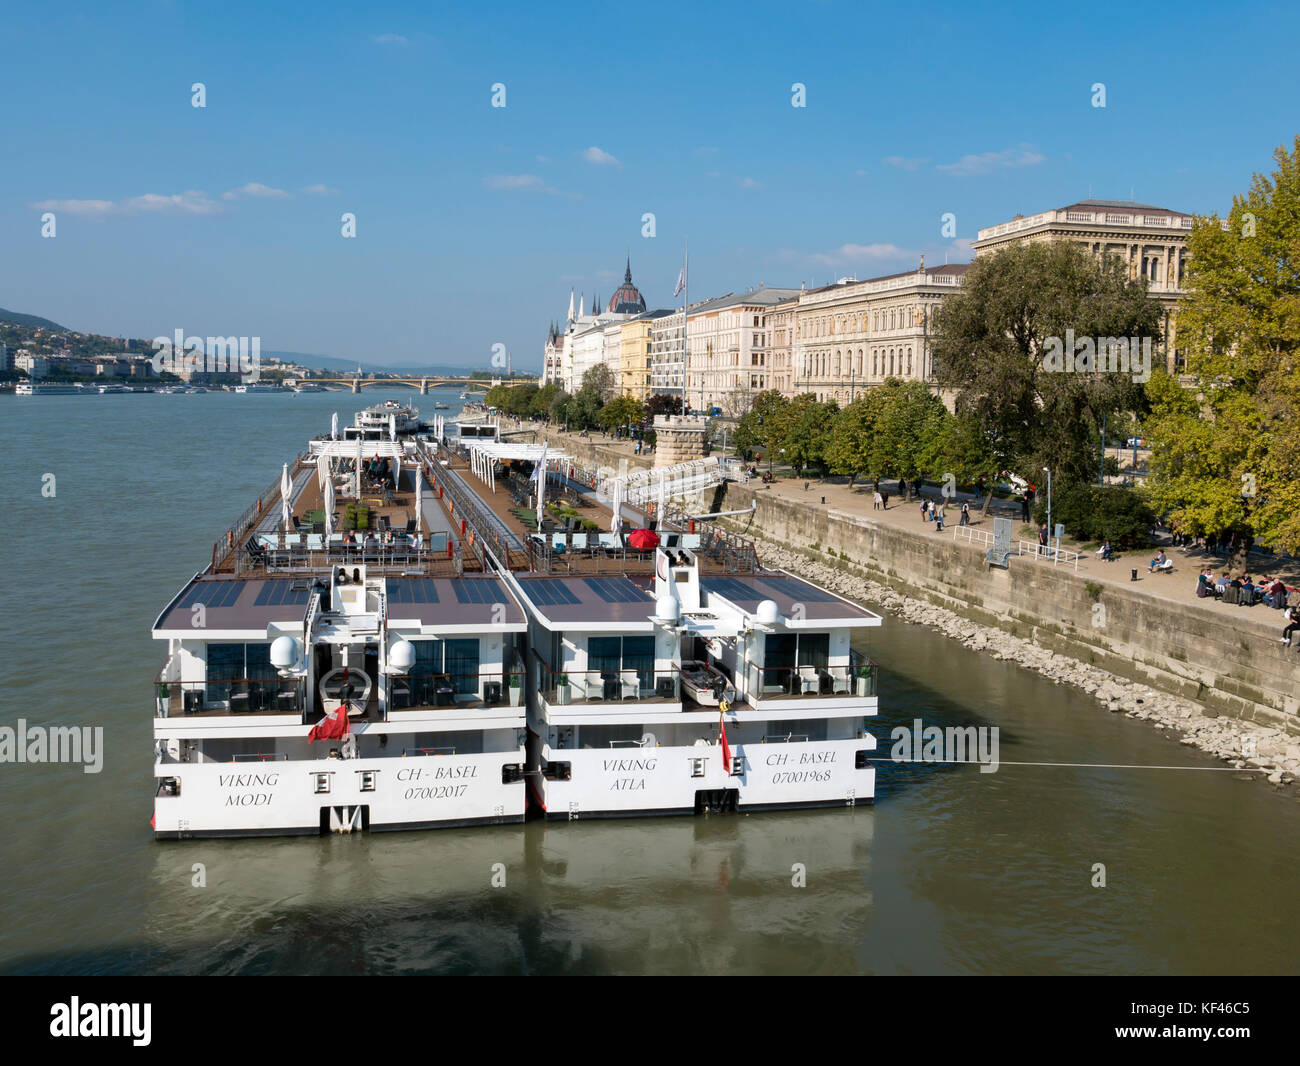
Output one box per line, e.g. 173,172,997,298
15,382,90,395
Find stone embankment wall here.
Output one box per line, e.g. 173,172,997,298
524,426,1299,781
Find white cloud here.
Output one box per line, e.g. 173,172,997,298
33,190,221,216
126,190,220,214
883,156,930,171
740,177,763,189
937,144,1045,177
372,33,407,45
301,184,340,196
482,174,579,199
222,182,290,201
29,198,115,217
582,146,620,166
778,242,911,268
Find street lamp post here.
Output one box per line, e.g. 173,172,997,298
1042,466,1052,558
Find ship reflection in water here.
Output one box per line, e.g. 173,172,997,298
144,810,875,975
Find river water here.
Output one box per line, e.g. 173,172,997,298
1,389,1297,975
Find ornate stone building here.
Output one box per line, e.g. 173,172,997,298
790,263,968,403
971,199,1192,371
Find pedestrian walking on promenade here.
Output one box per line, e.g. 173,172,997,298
873,491,882,510
881,491,889,510
1020,494,1030,522
960,502,970,526
927,499,935,522
920,498,928,522
935,503,945,531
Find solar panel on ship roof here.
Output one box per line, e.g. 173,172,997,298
701,576,756,603
181,582,244,609
583,577,647,603
757,575,838,603
522,580,581,607
452,579,504,604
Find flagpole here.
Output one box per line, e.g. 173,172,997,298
682,239,688,416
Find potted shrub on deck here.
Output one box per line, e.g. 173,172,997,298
156,682,171,717
856,665,875,697
508,672,521,706
556,673,571,705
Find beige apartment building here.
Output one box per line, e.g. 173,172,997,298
619,311,670,400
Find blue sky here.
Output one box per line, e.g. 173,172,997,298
2,0,1297,372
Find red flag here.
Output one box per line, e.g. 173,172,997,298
308,704,351,743
718,710,731,773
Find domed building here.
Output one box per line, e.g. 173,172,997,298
607,258,647,314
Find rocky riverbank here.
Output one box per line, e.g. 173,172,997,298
753,535,1300,788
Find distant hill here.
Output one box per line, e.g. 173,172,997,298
0,307,68,331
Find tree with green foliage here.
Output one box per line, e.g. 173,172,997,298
1144,136,1300,561
734,390,789,464
917,411,1000,508
579,363,615,405
868,379,947,489
780,394,839,476
825,392,885,486
600,394,645,432
932,240,1161,489
568,388,603,431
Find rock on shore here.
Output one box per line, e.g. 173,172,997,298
752,535,1298,789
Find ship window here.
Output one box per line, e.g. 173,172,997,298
314,772,331,794
589,635,654,692
357,770,377,792
690,757,706,778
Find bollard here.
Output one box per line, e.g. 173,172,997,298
821,496,826,505
1131,568,1138,582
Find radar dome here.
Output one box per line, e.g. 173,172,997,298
756,599,781,626
656,595,680,623
389,639,416,673
270,635,300,670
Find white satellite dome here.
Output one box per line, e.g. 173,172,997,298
756,599,781,626
270,635,300,670
655,595,680,623
389,639,416,673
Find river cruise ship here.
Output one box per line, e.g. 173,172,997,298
151,406,880,837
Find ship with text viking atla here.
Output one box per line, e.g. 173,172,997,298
151,405,881,838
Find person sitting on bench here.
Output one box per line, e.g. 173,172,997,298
1098,539,1116,562
1148,550,1171,573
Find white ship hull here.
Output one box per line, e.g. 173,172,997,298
531,736,875,820
154,748,526,838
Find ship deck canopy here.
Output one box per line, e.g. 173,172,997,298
308,440,414,459
464,441,571,464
